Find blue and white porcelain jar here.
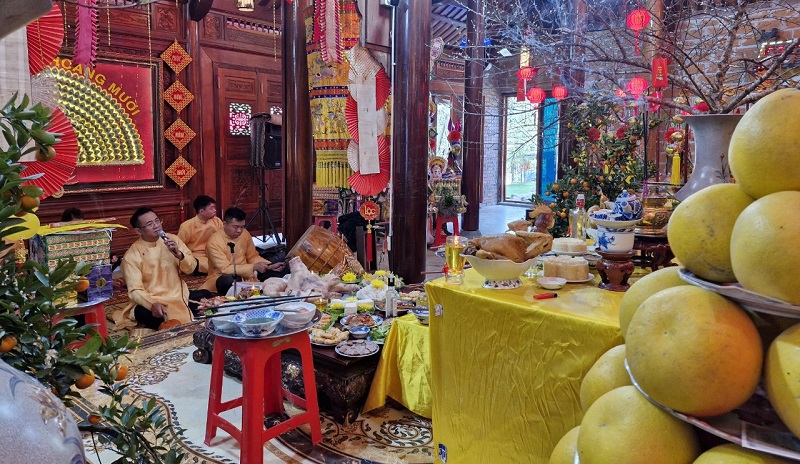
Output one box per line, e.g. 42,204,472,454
612,191,643,221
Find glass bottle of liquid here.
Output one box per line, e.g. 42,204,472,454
384,275,398,318
569,194,587,240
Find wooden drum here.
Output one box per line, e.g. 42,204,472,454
287,226,363,275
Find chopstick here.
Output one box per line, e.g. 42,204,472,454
196,294,322,319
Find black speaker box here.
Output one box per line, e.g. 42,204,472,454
250,114,282,169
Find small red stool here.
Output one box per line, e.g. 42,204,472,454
433,215,460,247
205,331,322,464
58,300,109,346
313,215,338,234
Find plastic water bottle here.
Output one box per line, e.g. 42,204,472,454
570,194,588,240
384,276,398,318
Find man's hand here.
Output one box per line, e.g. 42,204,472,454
268,261,286,273
161,235,183,260
253,261,270,273
151,303,166,319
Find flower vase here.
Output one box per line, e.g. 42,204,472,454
674,114,743,201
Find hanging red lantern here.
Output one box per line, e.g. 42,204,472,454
626,9,651,55
626,77,649,97
516,66,539,102
651,57,669,88
552,85,568,100
526,87,546,105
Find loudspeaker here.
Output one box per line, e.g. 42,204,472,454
250,113,282,169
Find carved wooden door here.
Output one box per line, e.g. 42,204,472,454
216,67,283,238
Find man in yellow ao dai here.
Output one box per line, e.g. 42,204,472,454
203,207,286,295
113,207,213,331
177,195,223,274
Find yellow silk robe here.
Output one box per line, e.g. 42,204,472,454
177,215,223,273
202,228,269,292
113,234,197,331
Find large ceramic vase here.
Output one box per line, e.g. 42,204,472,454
674,114,743,201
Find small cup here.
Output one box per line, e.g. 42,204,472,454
445,236,468,284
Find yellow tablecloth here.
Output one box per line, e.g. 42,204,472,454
363,313,433,418
426,269,625,464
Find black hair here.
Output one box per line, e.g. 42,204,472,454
223,207,247,223
61,207,84,222
193,195,216,213
130,207,155,228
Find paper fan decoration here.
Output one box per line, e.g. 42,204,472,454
165,155,196,188
27,4,64,76
164,119,196,150
164,81,194,112
345,96,388,144
161,40,192,74
347,136,390,196
21,109,79,199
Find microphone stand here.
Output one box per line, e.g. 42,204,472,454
227,242,241,289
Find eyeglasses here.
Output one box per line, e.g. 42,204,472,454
139,218,162,229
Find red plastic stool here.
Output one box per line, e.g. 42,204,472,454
205,331,322,464
58,300,110,348
313,215,338,234
433,215,460,247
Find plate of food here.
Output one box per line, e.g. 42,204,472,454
367,324,392,344
309,326,349,346
341,313,384,328
536,271,595,284
335,339,380,358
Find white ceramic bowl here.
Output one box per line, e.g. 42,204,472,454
464,255,536,282
234,308,284,337
212,314,237,332
349,326,370,339
596,225,636,253
276,301,316,328
412,308,430,325
538,276,567,290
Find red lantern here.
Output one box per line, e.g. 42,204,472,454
516,67,539,102
526,87,546,106
651,57,669,89
552,85,568,101
626,9,651,55
626,77,649,97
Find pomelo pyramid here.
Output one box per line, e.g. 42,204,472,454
731,191,800,305
579,344,630,411
729,87,800,199
667,183,753,283
626,286,763,417
764,323,800,439
577,386,700,464
548,426,579,464
618,266,690,338
694,443,792,463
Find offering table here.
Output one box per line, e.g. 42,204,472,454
426,269,624,464
363,313,433,418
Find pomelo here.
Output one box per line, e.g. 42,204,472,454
548,425,579,464
579,344,630,412
694,443,792,463
618,266,690,338
730,191,800,305
667,183,753,283
729,88,800,199
626,286,763,417
764,323,800,439
577,386,700,464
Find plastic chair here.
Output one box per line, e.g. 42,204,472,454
313,215,338,234
433,216,460,247
204,331,322,464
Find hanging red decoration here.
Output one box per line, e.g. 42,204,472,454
651,57,669,88
552,85,568,100
626,77,649,97
516,66,539,102
526,87,546,106
626,9,651,55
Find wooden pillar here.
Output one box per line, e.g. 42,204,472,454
390,0,430,284
461,0,484,231
282,0,314,249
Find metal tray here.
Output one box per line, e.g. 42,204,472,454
206,310,322,339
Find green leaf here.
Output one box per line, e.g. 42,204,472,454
74,334,102,357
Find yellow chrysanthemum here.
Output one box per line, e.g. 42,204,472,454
342,271,358,283
371,279,385,289
358,302,374,312
374,270,388,277
346,296,358,302
330,302,345,310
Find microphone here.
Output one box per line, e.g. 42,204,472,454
227,242,240,283
157,230,168,242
